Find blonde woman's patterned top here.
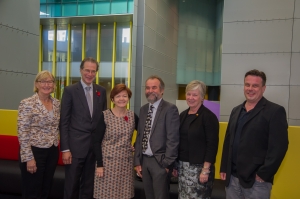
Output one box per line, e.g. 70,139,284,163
17,93,60,162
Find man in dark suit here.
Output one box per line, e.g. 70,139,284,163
60,57,107,199
220,69,288,199
134,75,180,199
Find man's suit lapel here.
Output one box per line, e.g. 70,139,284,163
230,97,266,143
244,97,266,125
76,82,91,118
92,84,98,119
230,105,242,143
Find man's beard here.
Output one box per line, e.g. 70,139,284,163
146,92,159,104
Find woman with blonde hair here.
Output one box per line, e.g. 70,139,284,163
173,80,219,199
18,70,60,199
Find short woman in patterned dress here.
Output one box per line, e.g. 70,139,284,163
173,80,219,199
18,70,60,199
93,84,138,199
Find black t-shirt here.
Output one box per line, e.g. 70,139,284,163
231,105,252,176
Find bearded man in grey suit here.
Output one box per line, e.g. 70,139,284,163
60,57,107,199
134,75,180,199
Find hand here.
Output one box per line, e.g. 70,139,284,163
172,169,178,177
199,173,208,183
256,174,264,182
220,172,226,180
130,145,135,152
135,165,142,178
62,151,72,165
165,168,169,173
96,167,104,178
27,159,37,174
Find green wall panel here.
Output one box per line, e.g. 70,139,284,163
94,2,110,15
78,2,93,16
62,3,77,16
111,0,128,14
128,0,133,13
47,4,62,17
40,0,134,17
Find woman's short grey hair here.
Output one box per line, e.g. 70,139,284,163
185,80,206,99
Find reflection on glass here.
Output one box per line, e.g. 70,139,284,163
115,22,130,86
99,24,114,107
86,24,97,59
70,25,83,85
55,25,68,99
40,22,132,105
42,25,54,73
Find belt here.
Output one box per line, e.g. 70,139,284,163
143,154,154,158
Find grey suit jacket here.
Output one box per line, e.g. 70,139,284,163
134,99,180,169
60,82,107,158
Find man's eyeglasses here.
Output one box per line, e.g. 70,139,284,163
37,80,54,85
83,69,96,74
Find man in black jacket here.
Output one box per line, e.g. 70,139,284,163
220,69,288,199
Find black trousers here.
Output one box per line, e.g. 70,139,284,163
20,145,59,199
63,147,95,199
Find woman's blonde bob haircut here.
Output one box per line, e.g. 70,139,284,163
33,70,55,92
185,80,206,100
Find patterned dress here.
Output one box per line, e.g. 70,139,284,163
94,109,136,199
178,161,215,199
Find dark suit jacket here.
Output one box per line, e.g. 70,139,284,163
60,82,107,158
134,99,180,169
220,97,288,188
179,105,219,164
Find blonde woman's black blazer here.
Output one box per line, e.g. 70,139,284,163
179,105,219,164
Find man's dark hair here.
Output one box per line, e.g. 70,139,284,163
80,57,99,71
245,69,266,86
145,75,165,90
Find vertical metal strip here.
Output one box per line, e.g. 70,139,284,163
127,21,133,109
82,23,86,60
39,25,43,72
52,24,57,77
96,23,101,85
127,21,132,88
66,24,71,86
51,24,57,98
111,22,117,108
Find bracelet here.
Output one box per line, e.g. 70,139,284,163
202,168,210,172
201,171,210,175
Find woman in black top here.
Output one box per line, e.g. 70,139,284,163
173,80,219,199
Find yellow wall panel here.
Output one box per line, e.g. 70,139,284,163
214,122,227,179
0,109,18,136
271,126,300,199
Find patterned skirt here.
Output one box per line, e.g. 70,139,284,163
178,161,215,199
